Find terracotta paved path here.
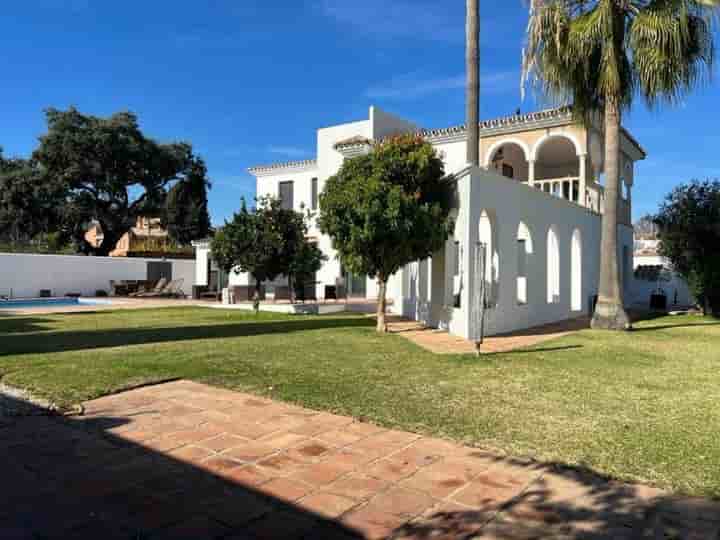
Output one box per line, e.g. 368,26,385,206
388,316,590,355
2,380,719,539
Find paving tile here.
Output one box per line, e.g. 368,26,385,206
364,486,437,520
197,434,249,452
451,469,533,511
256,452,307,475
167,445,215,464
291,460,356,487
258,431,307,450
221,442,278,463
259,477,313,502
400,465,473,499
315,428,365,447
365,457,424,482
325,473,390,502
299,492,358,519
342,505,409,540
198,455,245,475
222,465,272,487
286,440,333,461
342,421,387,438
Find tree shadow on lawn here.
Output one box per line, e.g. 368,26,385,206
0,317,55,334
631,321,720,333
0,316,375,357
481,344,584,356
0,391,364,539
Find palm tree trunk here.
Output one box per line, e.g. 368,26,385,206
466,0,479,166
376,278,388,333
591,98,631,330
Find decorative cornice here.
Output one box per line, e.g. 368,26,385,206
248,159,318,177
421,107,575,143
620,127,647,159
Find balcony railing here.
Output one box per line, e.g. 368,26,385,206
529,177,606,215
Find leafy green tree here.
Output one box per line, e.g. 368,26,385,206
523,0,719,330
163,157,212,245
318,135,455,333
654,180,720,316
288,241,327,302
211,197,316,302
0,150,63,245
32,107,199,256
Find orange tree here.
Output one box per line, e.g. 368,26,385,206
319,135,455,333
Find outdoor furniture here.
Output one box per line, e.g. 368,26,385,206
130,278,167,297
136,279,185,298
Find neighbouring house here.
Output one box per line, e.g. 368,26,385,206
85,217,190,258
630,230,694,309
194,106,646,339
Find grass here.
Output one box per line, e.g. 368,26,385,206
1,306,719,498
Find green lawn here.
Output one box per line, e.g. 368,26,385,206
1,307,719,498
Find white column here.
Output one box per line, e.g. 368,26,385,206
528,159,536,185
578,153,587,207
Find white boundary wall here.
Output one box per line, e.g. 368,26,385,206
0,253,195,298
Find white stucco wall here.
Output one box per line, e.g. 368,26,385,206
630,254,694,308
392,167,636,339
0,253,195,298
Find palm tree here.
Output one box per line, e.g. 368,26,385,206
523,0,718,330
467,0,480,166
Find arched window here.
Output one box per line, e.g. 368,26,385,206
478,210,499,306
547,227,560,304
517,222,533,305
485,141,530,182
571,229,582,311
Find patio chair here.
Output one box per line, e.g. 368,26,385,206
137,279,185,298
162,279,185,298
129,278,167,297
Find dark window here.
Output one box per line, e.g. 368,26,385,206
311,178,318,210
279,181,294,210
502,163,514,179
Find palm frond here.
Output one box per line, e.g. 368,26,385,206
630,0,716,107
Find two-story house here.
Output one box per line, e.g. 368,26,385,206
194,106,645,340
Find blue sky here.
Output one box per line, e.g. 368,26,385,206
2,1,719,224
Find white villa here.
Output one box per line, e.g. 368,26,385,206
194,106,646,340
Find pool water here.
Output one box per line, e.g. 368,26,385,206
0,297,112,310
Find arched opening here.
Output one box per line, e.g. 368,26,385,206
547,227,560,304
487,141,529,182
571,229,582,311
534,136,581,202
478,210,499,307
517,222,533,305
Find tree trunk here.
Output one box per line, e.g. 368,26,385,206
591,98,631,331
253,279,262,313
376,279,388,333
466,0,480,166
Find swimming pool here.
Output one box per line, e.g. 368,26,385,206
0,297,112,310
